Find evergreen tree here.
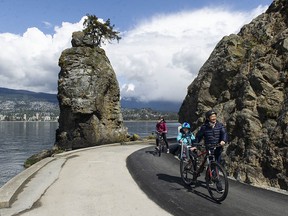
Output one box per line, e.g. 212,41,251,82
83,14,121,47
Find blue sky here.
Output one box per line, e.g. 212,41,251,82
0,0,273,102
0,0,272,34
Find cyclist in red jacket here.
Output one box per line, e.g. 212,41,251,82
156,116,169,153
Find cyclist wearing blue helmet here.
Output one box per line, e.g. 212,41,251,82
176,122,196,159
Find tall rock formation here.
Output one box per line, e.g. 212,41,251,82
55,31,127,150
179,0,288,190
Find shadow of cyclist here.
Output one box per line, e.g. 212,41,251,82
145,150,156,155
156,173,219,204
145,146,167,156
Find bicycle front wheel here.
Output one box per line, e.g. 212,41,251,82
158,146,161,157
205,162,229,202
180,159,195,186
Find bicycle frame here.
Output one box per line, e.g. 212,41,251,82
182,143,219,180
156,132,164,142
154,131,166,156
195,146,218,173
179,137,193,160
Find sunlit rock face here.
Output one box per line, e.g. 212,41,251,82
179,0,288,190
56,31,127,150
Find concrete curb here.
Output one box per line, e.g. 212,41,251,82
53,137,175,158
54,140,155,158
0,157,55,208
0,140,155,209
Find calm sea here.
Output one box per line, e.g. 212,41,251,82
0,121,179,187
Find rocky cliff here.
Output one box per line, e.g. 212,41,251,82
55,31,127,149
179,0,288,190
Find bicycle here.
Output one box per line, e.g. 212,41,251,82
179,142,229,202
153,131,166,157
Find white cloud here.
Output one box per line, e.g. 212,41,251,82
0,18,84,93
0,6,267,101
120,83,136,98
105,5,268,102
42,21,52,28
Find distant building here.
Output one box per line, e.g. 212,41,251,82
43,115,51,121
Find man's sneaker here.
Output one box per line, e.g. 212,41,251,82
167,149,170,153
174,155,180,160
216,182,224,193
206,177,213,186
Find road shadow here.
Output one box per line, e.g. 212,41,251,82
145,149,168,157
157,173,219,204
145,150,156,155
145,149,163,157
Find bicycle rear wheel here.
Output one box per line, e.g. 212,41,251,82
205,161,229,202
180,159,195,185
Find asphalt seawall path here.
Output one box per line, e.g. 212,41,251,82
127,145,288,216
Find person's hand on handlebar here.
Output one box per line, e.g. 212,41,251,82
190,146,197,151
220,141,225,146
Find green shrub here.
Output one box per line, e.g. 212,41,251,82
130,134,141,141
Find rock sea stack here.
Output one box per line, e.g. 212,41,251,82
55,31,127,150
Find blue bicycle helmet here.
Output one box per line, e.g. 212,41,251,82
182,122,190,129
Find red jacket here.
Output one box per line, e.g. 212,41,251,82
156,121,167,133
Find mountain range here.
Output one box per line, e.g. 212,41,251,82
0,87,180,112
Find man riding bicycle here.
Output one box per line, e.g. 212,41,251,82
196,110,228,192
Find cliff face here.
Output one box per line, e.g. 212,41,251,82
55,31,127,149
179,0,288,190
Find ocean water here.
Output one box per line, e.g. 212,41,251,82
0,121,179,187
0,121,58,187
123,121,180,138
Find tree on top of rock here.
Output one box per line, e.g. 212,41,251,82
83,14,121,47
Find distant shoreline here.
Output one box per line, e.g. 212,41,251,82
123,120,179,123
0,120,58,123
0,120,179,123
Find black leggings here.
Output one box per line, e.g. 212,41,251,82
156,133,169,149
213,147,223,163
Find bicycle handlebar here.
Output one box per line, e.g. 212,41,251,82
181,142,222,149
205,143,223,148
153,131,167,134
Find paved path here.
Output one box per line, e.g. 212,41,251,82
0,143,171,216
127,145,288,216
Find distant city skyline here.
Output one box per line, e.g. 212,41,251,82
0,0,273,102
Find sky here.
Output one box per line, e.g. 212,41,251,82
0,0,273,103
